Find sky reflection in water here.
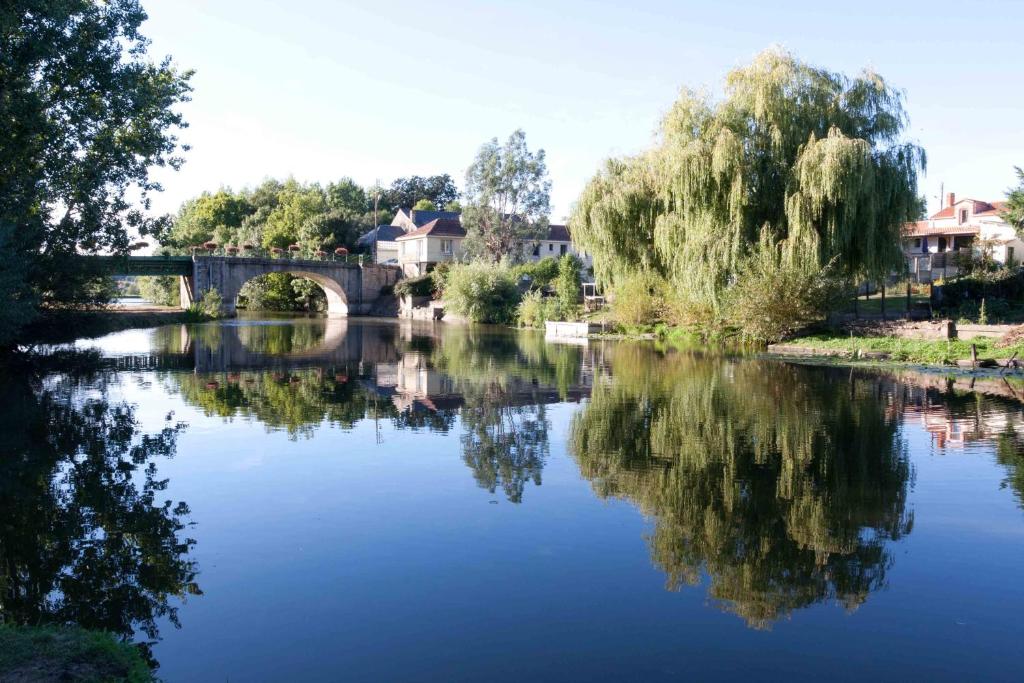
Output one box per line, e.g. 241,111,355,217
5,317,1024,681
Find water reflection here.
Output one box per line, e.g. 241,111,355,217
0,370,200,667
43,317,1024,650
156,322,588,502
569,345,914,628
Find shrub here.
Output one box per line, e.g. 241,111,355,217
724,239,848,343
512,257,560,291
517,290,559,328
184,288,224,321
137,275,179,306
442,261,521,324
394,273,435,298
939,268,1024,311
555,254,582,319
431,262,453,297
610,271,670,328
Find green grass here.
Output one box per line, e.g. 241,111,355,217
0,625,152,682
782,333,1024,365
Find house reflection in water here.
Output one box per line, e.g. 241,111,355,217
900,385,1024,449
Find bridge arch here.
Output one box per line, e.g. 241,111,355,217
237,270,350,316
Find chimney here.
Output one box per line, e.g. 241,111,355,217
947,192,956,208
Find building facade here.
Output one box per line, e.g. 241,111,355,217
904,192,1015,281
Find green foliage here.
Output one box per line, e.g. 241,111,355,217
1004,166,1024,234
164,190,249,249
783,333,1024,365
0,231,38,348
137,276,179,306
0,372,199,668
570,48,924,319
184,289,224,321
569,346,912,627
413,199,438,211
724,233,850,342
394,273,436,298
938,268,1024,314
0,625,153,682
610,271,671,328
555,254,583,318
0,0,193,344
382,175,459,210
238,273,312,312
517,290,558,328
462,130,552,262
512,257,560,290
442,262,521,324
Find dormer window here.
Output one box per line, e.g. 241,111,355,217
959,208,968,224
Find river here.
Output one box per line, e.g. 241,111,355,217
4,316,1024,681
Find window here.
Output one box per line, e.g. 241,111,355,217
441,239,453,255
560,244,567,255
959,208,968,224
1009,246,1016,264
913,238,922,248
532,244,540,256
548,243,553,252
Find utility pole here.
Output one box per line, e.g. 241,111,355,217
372,180,381,265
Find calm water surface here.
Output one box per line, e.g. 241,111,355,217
5,317,1024,681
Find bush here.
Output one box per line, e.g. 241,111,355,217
442,261,521,324
610,271,671,328
184,288,224,321
431,262,453,297
512,258,560,291
394,273,435,298
724,240,849,343
517,290,559,328
137,275,179,306
555,254,582,319
939,268,1024,312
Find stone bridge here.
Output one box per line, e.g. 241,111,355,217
180,256,401,316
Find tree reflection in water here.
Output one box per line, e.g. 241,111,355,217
0,369,200,668
570,345,914,629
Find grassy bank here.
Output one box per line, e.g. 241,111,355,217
0,625,152,682
779,333,1024,365
20,308,197,345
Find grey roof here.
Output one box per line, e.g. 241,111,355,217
357,224,405,246
409,209,460,227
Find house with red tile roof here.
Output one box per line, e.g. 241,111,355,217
395,218,467,276
904,192,1016,279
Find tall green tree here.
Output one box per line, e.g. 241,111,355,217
162,190,249,249
462,129,552,262
1004,167,1024,234
571,48,924,312
384,174,459,210
0,0,193,346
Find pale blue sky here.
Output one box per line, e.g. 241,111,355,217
144,0,1023,221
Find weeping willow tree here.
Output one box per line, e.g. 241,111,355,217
571,48,925,315
569,344,913,628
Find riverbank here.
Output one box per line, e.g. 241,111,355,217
19,306,198,345
768,333,1024,366
0,625,152,682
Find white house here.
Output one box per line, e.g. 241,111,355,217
904,192,1016,278
394,218,466,276
522,224,593,272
